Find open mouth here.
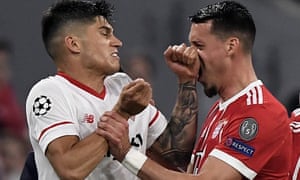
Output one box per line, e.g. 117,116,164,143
111,52,119,58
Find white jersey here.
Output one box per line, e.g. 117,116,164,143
26,72,167,180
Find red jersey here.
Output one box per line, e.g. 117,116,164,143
290,108,300,180
190,80,292,179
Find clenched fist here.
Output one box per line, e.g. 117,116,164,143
164,43,200,83
113,78,152,119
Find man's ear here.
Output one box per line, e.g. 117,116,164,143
226,37,239,55
65,36,81,54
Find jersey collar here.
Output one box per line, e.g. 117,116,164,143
57,71,106,100
219,80,263,110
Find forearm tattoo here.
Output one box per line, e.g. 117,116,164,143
151,81,198,170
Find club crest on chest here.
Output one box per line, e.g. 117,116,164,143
212,119,228,139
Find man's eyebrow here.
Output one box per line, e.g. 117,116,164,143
99,25,113,33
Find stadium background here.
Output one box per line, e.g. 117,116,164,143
0,0,300,124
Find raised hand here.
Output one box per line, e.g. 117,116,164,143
113,78,152,119
164,43,200,83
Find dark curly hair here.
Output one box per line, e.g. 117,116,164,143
189,1,256,53
42,0,114,58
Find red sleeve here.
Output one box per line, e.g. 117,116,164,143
215,105,291,174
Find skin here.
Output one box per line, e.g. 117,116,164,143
98,20,259,179
98,43,200,171
146,43,199,170
55,17,122,93
190,22,257,101
45,16,152,180
45,15,198,179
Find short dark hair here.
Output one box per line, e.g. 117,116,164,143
41,0,114,58
189,1,256,53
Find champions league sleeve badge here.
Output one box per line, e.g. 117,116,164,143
33,95,52,116
239,118,258,141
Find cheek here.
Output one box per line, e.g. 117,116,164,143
201,54,223,78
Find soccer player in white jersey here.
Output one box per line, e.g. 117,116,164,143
97,1,292,180
25,0,198,179
290,94,300,180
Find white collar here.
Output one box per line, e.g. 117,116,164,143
219,80,263,110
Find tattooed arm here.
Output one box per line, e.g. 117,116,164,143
97,44,200,171
147,80,198,171
147,44,200,171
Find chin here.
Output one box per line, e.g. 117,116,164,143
110,65,121,74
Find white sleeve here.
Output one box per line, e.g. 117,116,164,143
26,79,79,153
145,105,168,148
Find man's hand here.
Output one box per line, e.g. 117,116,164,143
164,43,200,83
113,78,152,119
97,111,131,161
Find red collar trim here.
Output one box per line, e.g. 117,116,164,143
57,72,106,100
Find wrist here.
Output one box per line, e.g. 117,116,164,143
179,81,196,90
178,76,197,84
121,147,147,175
113,104,131,119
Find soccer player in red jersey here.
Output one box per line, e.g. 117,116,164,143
97,1,292,179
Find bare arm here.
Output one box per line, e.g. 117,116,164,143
46,133,108,180
97,112,242,180
46,79,152,179
138,155,242,180
147,44,200,170
147,80,198,170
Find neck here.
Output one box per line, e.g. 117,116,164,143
219,55,257,101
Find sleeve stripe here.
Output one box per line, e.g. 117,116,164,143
149,110,160,127
291,121,300,133
209,149,257,180
292,108,300,117
38,121,74,141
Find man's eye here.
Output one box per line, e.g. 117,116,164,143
101,32,108,36
195,44,204,49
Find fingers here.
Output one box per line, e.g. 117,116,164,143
97,111,132,161
183,46,199,66
164,44,201,82
97,111,129,144
122,78,152,106
171,44,186,63
125,78,152,95
164,43,199,66
115,78,153,117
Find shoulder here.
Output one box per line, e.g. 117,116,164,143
26,75,67,105
226,84,289,134
28,75,65,95
104,72,132,88
105,72,132,82
233,82,287,119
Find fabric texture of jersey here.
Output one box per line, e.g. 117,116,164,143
190,80,292,180
26,72,167,180
290,108,300,180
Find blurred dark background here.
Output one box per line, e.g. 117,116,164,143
1,0,300,117
0,0,300,178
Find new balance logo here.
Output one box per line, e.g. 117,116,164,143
83,114,95,123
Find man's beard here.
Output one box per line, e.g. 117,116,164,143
204,85,218,98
